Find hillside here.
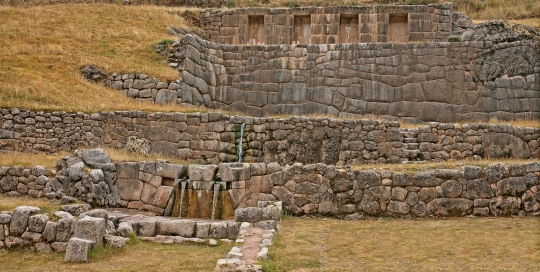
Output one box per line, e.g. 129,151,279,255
0,1,538,113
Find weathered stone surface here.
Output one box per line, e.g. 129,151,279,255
151,186,174,208
61,204,91,216
235,207,262,223
156,162,187,179
117,179,144,201
209,222,228,239
387,201,410,214
157,219,196,237
462,179,494,199
219,163,251,182
412,172,440,187
497,177,526,196
188,164,218,181
56,218,73,242
82,148,112,168
426,198,473,216
358,186,391,215
64,238,95,263
104,235,129,249
9,206,41,236
391,187,408,202
117,162,139,179
74,216,106,246
42,221,57,242
463,165,482,180
117,222,134,237
490,196,521,216
356,170,381,189
80,209,108,222
440,180,462,198
28,214,48,233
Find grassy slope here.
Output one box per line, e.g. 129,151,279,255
267,216,540,271
0,4,199,113
0,2,538,114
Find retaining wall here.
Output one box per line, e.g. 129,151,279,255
0,166,49,198
200,4,453,45
1,108,540,165
162,34,540,122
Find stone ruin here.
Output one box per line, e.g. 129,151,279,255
3,2,540,271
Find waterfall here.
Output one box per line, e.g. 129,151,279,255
236,123,246,162
211,182,221,220
177,181,186,218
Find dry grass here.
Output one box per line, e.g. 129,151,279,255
352,158,540,173
0,240,230,271
0,195,63,213
0,151,67,169
0,4,206,113
266,216,540,271
104,147,196,165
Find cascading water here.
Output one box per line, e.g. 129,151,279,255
211,182,223,220
177,181,187,218
236,123,246,162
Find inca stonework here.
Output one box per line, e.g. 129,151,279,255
104,3,540,123
1,108,540,165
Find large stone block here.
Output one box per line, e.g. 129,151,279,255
74,216,106,246
219,163,251,182
116,162,139,179
157,219,196,237
151,186,174,208
156,162,187,179
28,214,49,233
188,164,218,181
9,206,41,236
117,179,144,201
81,149,112,168
235,207,262,223
42,221,57,242
64,238,95,263
426,198,473,216
155,89,177,105
56,218,73,242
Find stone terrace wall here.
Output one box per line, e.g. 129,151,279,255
233,161,540,217
165,35,540,123
1,108,540,165
200,4,453,45
0,166,49,198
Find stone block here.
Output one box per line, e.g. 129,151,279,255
116,162,139,179
426,198,473,216
9,206,41,236
219,163,251,182
117,222,133,238
117,179,144,201
64,238,95,263
209,222,228,239
156,162,187,179
56,218,73,242
42,221,57,242
104,235,129,249
157,219,196,237
188,164,218,181
81,149,112,168
195,222,210,238
51,241,68,252
235,207,262,223
74,216,106,246
28,214,48,233
151,186,174,208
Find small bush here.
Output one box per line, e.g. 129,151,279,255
225,0,237,8
284,0,300,8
